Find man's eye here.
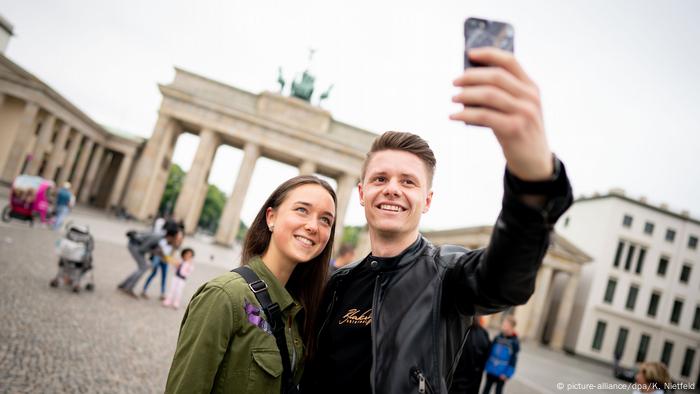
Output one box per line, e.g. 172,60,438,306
375,176,386,182
403,179,415,185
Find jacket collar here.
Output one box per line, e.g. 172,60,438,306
248,256,297,312
334,235,433,276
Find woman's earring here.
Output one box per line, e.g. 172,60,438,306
269,224,274,232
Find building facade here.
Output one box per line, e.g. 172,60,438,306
0,51,142,209
557,189,700,383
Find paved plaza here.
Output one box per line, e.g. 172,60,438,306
0,196,693,393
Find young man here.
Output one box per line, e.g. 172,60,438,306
301,47,572,393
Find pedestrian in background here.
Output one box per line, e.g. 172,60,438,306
482,315,520,394
450,316,491,394
329,243,355,274
51,182,74,231
162,248,195,309
633,362,671,394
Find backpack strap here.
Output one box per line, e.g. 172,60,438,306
232,266,295,393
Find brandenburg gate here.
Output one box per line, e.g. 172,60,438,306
123,68,376,246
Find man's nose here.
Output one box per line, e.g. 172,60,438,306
382,179,400,197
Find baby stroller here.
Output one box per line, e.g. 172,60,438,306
50,223,95,293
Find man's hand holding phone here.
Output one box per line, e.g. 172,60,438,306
451,19,553,182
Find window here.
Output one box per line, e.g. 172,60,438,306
635,248,647,274
661,341,674,366
64,136,72,150
657,256,669,276
680,264,692,284
604,278,617,304
624,244,636,271
614,327,629,359
614,241,625,268
592,320,606,351
623,215,633,228
682,348,696,378
647,292,661,317
670,299,684,325
636,334,651,363
644,222,655,235
689,236,698,250
625,285,639,311
666,229,676,242
692,306,700,332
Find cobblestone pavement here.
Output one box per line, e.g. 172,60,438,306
0,215,231,394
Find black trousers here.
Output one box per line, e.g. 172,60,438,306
481,374,505,394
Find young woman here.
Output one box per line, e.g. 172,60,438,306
165,175,337,394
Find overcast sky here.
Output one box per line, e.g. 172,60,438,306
2,0,699,229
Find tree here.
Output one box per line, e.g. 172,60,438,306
158,164,185,216
198,184,226,233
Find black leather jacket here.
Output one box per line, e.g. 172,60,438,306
303,165,572,393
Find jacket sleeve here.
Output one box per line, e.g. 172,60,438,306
165,284,239,393
447,158,572,315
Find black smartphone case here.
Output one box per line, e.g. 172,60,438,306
464,18,515,68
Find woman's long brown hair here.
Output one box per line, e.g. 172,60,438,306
240,175,336,357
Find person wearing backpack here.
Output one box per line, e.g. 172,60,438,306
118,227,182,298
482,315,520,394
165,175,337,393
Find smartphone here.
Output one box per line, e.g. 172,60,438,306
464,17,515,68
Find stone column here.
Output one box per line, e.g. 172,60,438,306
183,181,209,234
123,114,178,219
215,142,260,246
70,139,95,194
549,272,580,350
57,133,83,186
1,102,39,181
42,123,71,181
173,129,219,227
79,144,105,203
26,114,56,175
108,153,134,208
299,160,316,175
525,264,554,340
333,173,358,250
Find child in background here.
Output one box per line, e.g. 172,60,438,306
163,248,195,309
483,315,520,394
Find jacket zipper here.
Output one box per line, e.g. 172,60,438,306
370,273,382,392
410,367,434,394
316,288,338,345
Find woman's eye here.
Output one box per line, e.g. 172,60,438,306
295,207,308,213
320,217,331,225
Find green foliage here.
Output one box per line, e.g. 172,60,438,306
340,225,363,247
198,184,226,233
158,164,185,216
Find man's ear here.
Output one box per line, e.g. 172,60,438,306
422,190,434,214
357,182,365,206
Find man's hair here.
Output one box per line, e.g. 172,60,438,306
361,131,436,187
503,314,517,327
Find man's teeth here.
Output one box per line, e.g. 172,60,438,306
294,236,313,246
380,204,403,212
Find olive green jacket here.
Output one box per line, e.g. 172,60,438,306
165,257,304,394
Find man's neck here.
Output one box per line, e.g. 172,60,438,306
369,229,419,257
